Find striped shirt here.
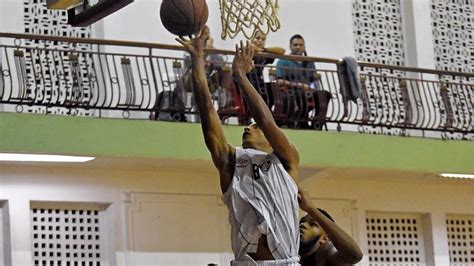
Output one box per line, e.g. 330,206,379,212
223,148,300,264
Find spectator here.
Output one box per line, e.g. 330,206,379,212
247,30,285,108
276,34,319,128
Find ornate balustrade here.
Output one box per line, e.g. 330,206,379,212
0,32,472,140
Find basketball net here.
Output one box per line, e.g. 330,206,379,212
219,0,280,40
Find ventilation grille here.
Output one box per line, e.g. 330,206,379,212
366,212,426,265
352,0,405,67
23,0,94,117
431,0,474,74
31,207,102,265
446,215,474,265
351,0,407,137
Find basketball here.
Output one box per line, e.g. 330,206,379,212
160,0,209,36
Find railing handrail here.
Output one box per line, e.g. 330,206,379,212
2,31,474,79
1,31,472,139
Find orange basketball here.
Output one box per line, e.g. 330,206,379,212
160,0,209,36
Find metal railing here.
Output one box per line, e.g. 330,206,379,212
0,32,472,140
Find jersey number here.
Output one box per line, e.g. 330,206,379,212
252,164,261,180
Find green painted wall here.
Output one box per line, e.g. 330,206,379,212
1,112,473,173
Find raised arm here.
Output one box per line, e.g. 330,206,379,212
262,46,286,55
233,41,300,179
298,190,363,265
176,27,235,193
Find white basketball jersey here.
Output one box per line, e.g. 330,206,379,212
223,148,300,264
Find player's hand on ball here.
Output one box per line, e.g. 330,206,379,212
176,25,210,58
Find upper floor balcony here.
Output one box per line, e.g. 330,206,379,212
0,32,472,141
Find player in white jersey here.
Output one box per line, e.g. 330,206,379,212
177,28,301,265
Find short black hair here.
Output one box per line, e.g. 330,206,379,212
290,34,304,44
300,208,336,224
317,208,335,222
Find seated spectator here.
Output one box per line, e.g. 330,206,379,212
247,30,285,108
276,34,319,128
220,31,285,125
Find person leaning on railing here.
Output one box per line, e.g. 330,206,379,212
247,30,286,109
275,34,320,128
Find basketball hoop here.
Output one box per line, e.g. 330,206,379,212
219,0,280,40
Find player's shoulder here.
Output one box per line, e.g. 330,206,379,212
325,241,356,266
236,148,277,164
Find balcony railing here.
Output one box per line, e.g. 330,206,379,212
0,32,472,140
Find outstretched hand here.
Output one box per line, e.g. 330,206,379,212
176,25,210,58
298,189,316,213
233,40,255,75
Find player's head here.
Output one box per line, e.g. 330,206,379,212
251,30,267,51
289,34,306,56
299,209,335,256
242,123,271,151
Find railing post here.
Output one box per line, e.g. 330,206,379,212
148,47,160,116
0,32,471,139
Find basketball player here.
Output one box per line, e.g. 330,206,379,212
177,27,300,265
247,30,285,109
298,190,363,265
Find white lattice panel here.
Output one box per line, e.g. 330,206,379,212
446,215,474,265
351,0,407,136
431,1,474,139
431,0,474,74
31,206,103,265
23,0,95,117
366,212,426,265
352,0,405,66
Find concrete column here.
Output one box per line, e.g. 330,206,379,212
426,212,451,266
401,0,436,69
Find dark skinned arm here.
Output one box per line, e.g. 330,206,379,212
299,190,363,264
233,41,300,181
176,27,235,193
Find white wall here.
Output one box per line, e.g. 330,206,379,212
1,160,473,265
0,0,443,69
0,201,12,266
98,0,356,58
0,0,25,34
